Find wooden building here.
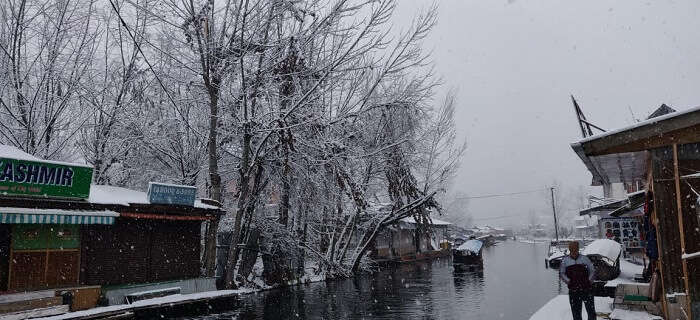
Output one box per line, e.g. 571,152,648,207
373,217,451,262
572,107,700,319
0,146,224,312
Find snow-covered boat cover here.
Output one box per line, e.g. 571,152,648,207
583,239,621,261
456,240,483,253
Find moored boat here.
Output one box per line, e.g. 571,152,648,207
583,239,621,281
545,239,575,269
453,239,484,266
476,234,495,247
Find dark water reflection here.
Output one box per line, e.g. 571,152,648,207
182,241,565,320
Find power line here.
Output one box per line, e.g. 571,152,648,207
455,188,548,200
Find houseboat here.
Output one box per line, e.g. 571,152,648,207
453,239,484,266
372,216,452,264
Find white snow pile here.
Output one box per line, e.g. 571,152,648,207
456,240,483,253
583,239,621,262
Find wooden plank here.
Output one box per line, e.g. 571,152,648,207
0,296,62,314
8,251,47,291
673,144,693,320
651,148,670,319
46,251,80,288
673,143,693,319
0,290,54,304
652,150,685,291
0,225,9,292
0,305,68,320
55,286,102,312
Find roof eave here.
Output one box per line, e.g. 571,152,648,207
577,107,700,157
571,142,607,186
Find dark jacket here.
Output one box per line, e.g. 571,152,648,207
559,254,595,291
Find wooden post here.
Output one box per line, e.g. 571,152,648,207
650,167,669,318
646,154,670,318
672,144,693,319
551,187,559,242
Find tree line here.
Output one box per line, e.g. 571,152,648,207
0,0,465,288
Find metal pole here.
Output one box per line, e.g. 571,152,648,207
551,187,559,241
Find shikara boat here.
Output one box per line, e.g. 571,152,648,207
453,239,484,266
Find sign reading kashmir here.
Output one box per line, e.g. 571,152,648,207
0,157,93,199
148,182,196,207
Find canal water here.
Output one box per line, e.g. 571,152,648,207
182,240,566,320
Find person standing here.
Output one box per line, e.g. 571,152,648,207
560,241,596,320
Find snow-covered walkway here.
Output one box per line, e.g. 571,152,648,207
528,295,613,320
36,289,254,320
530,258,660,320
605,259,645,288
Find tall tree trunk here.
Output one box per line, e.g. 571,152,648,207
278,149,290,226
204,87,221,277
223,124,253,289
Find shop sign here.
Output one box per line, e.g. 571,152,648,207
0,157,93,199
147,182,196,207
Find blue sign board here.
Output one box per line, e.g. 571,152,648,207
147,182,197,207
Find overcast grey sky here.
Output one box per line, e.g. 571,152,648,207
394,0,700,227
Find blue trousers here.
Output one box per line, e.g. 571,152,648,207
568,290,596,320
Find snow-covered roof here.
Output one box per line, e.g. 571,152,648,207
456,239,483,253
583,239,621,262
90,185,148,206
0,145,39,161
89,184,220,210
575,105,700,145
570,106,700,186
0,144,92,168
401,216,452,226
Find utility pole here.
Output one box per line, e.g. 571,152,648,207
551,187,559,241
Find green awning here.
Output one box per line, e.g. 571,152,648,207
0,207,118,225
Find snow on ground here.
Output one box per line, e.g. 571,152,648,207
609,309,663,320
606,259,645,288
529,295,613,320
37,289,254,320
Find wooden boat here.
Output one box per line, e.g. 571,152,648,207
453,240,484,265
476,234,495,247
583,239,621,281
545,240,575,269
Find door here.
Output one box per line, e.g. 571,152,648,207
9,224,80,291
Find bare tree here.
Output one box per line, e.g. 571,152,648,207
0,0,98,159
